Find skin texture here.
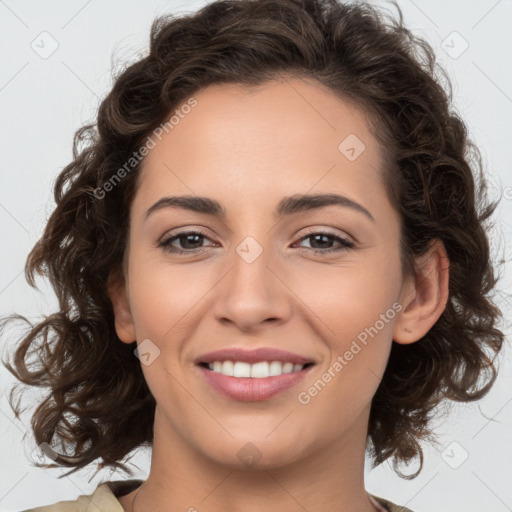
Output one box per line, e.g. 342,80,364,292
109,77,449,512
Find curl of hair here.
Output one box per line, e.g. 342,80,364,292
1,0,504,479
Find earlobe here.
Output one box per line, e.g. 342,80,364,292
393,239,450,344
107,269,136,344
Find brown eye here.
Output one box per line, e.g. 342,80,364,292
295,232,354,253
158,230,215,254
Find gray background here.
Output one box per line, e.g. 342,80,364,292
0,0,511,510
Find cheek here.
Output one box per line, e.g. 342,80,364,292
289,252,402,405
290,252,402,342
126,249,216,339
294,270,399,430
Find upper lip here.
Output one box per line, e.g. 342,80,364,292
195,347,315,366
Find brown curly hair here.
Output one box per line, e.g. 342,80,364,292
1,0,505,480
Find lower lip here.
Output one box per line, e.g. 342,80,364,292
198,365,314,401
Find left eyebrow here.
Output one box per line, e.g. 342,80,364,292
144,193,375,223
276,193,374,222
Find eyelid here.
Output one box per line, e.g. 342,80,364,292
159,225,354,242
157,228,217,251
157,225,216,243
293,230,355,252
157,226,356,255
295,227,354,243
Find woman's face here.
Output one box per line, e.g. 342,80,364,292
113,77,412,469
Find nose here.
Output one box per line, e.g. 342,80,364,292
212,238,292,332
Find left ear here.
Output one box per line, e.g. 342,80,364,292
393,239,450,344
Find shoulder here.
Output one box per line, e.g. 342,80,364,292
369,493,416,512
20,479,144,512
22,484,408,512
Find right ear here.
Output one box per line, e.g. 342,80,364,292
107,268,136,344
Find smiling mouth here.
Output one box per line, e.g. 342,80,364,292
198,361,315,378
197,359,316,401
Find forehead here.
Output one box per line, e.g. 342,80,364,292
134,77,388,215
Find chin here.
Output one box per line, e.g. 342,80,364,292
199,435,306,470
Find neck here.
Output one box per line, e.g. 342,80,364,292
127,404,379,512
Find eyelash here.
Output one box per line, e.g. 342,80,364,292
157,230,355,255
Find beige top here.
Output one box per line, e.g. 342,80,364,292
22,479,415,512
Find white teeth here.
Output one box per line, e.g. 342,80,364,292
233,362,251,377
269,361,282,376
282,362,294,374
251,361,269,378
220,360,233,376
206,360,307,377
